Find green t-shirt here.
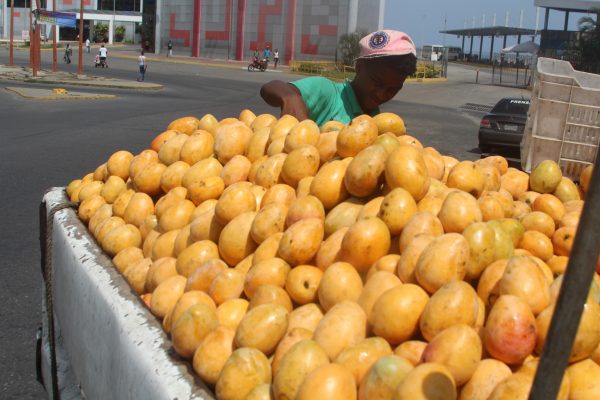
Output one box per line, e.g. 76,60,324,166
291,76,379,127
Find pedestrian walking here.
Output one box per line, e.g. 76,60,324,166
99,44,108,67
263,46,271,61
167,40,173,57
63,44,72,64
273,49,279,69
138,50,147,82
85,38,90,53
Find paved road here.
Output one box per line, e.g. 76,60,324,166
0,45,530,399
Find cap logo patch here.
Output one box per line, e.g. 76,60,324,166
368,31,389,49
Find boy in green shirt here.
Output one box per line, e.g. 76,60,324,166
260,30,417,127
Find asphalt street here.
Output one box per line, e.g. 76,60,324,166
0,45,529,399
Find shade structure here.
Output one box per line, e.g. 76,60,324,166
502,40,540,54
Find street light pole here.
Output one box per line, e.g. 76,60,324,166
78,0,83,74
52,0,57,71
29,0,33,69
35,0,41,72
9,0,14,66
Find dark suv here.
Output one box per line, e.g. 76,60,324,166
478,97,530,158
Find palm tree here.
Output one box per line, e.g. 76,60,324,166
575,8,600,72
338,29,368,67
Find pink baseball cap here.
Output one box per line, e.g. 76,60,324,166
358,30,417,59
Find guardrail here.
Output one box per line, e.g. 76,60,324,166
288,61,356,81
289,60,444,81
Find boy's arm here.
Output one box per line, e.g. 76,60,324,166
260,80,309,121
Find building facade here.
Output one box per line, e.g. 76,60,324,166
534,0,600,56
2,0,385,61
155,0,385,63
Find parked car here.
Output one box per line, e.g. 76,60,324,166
478,97,530,159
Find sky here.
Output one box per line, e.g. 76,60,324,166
384,0,600,50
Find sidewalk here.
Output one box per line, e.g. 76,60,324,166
111,49,287,72
111,49,446,82
0,64,162,90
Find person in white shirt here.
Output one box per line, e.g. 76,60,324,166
273,49,280,69
99,45,108,67
85,38,90,53
138,51,147,82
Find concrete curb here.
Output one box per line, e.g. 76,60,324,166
6,86,116,100
409,77,449,83
21,78,163,90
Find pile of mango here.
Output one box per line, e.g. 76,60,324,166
67,111,599,400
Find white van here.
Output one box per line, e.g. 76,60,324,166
421,45,462,61
422,45,444,61
446,46,461,60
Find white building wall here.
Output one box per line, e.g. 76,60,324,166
159,0,193,54
1,5,31,40
356,0,384,33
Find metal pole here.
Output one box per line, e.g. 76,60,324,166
52,0,57,71
9,0,14,66
78,0,83,75
29,0,33,69
530,159,600,399
227,2,231,60
35,0,41,72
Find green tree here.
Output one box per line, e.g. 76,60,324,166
575,8,600,72
338,29,368,66
115,26,126,42
94,23,109,42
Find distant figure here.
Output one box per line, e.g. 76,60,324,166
138,50,147,82
85,38,90,53
253,49,259,60
63,44,72,64
167,40,173,57
99,44,108,67
273,49,279,69
263,46,271,61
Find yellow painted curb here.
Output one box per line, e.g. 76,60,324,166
23,79,163,90
405,77,448,83
6,86,115,100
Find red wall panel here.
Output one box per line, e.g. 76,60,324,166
169,13,191,48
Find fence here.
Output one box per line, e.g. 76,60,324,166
288,61,356,81
490,53,535,88
288,60,445,82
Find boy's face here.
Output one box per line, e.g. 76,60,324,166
352,58,408,113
